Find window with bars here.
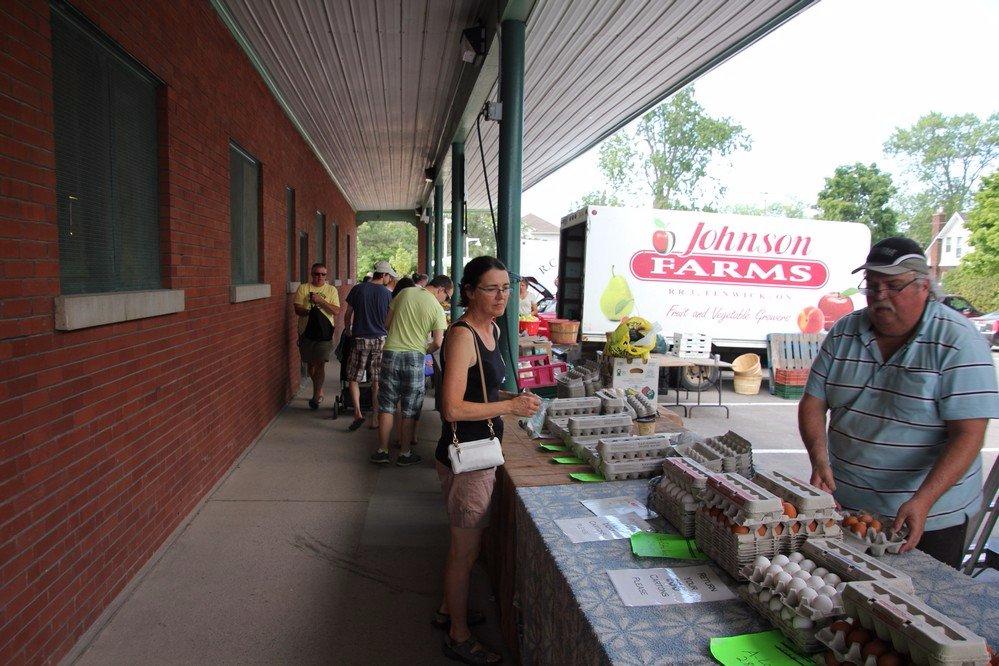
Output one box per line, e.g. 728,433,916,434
286,187,295,282
331,222,339,279
51,1,160,295
315,211,326,266
230,142,261,285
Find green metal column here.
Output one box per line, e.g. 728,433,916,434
433,183,444,277
450,142,465,317
423,222,432,275
497,19,525,390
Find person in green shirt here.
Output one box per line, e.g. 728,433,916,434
371,275,452,466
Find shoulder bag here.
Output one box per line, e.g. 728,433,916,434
447,323,504,473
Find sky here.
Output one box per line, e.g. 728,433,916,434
521,0,999,225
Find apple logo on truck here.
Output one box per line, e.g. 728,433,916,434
652,218,676,254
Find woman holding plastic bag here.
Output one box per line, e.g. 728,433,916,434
433,256,540,663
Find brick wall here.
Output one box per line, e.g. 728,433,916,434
0,1,356,662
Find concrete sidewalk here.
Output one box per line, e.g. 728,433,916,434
68,375,506,665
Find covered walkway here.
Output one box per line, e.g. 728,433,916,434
68,374,503,664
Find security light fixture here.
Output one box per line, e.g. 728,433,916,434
461,25,486,63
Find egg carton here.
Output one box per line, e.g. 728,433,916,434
753,470,838,516
801,539,914,595
567,413,633,437
599,457,665,481
741,558,845,622
597,434,678,461
652,478,701,538
568,436,601,466
701,432,754,476
545,417,570,443
841,512,908,558
783,517,843,552
702,473,786,525
694,510,780,580
840,580,989,666
737,585,828,654
661,457,718,497
680,448,724,472
626,394,658,419
546,397,602,418
555,374,586,398
584,377,602,396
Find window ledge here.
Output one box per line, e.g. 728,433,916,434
55,289,185,331
230,283,271,303
287,281,301,294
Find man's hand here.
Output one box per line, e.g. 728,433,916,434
809,462,836,494
893,495,932,552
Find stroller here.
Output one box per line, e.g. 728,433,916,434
331,330,372,419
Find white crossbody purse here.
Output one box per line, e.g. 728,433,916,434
447,324,504,474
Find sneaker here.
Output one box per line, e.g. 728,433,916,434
369,450,390,465
396,452,422,467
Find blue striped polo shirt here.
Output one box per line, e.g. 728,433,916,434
805,300,998,530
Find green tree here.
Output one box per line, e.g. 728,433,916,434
595,87,751,209
961,171,999,276
816,163,899,241
570,190,624,210
885,112,999,217
355,220,416,279
894,191,937,247
721,200,808,219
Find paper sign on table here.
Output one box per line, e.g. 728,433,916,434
551,456,585,465
538,443,568,452
630,532,707,560
555,512,651,544
709,630,811,666
607,565,734,606
581,496,656,520
570,472,605,483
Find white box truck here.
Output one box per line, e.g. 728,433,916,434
556,207,871,382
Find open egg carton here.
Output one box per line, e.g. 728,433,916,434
594,388,631,416
703,431,754,475
814,580,990,666
627,393,658,419
840,511,908,558
753,470,842,550
737,584,830,654
652,457,719,537
545,397,601,418
567,413,633,438
544,416,571,443
801,539,914,594
568,435,601,466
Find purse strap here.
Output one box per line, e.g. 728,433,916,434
450,321,497,446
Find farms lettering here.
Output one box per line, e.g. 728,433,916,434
633,221,827,288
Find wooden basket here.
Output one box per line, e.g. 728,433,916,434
733,374,763,395
732,353,761,376
548,319,580,344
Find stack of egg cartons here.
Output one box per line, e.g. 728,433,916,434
597,433,680,480
703,431,754,475
753,470,842,552
815,580,989,666
800,539,913,593
545,397,600,443
555,372,585,398
626,393,657,419
567,413,632,439
595,388,627,415
651,457,717,537
693,473,785,580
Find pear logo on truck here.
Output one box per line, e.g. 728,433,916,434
630,220,829,289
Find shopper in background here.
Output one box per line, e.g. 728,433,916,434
434,256,540,663
392,276,416,298
518,278,538,317
343,261,395,431
293,263,340,410
413,272,429,287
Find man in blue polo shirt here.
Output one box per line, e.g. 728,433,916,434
800,237,997,567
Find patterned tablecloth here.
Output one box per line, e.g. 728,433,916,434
515,479,999,666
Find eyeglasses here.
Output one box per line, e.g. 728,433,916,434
312,271,327,277
857,276,920,296
476,285,511,296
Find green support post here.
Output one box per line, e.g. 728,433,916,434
433,183,444,277
450,142,465,318
424,221,432,275
496,19,525,391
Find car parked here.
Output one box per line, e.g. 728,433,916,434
970,311,999,349
940,294,983,318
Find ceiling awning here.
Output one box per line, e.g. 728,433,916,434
214,0,818,214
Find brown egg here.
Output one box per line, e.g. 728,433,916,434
877,653,905,666
731,524,749,534
843,516,858,527
860,514,875,524
773,524,784,536
869,520,882,532
757,525,768,537
852,523,868,537
782,501,798,518
847,627,872,646
863,639,891,658
790,522,801,534
829,620,852,635
808,520,819,532
823,652,840,666
825,518,836,527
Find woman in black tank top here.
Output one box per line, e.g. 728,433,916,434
433,257,540,663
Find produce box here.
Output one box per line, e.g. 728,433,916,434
601,356,659,402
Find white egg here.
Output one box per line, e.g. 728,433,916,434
792,615,814,629
774,571,793,593
811,594,834,614
812,567,829,578
788,552,805,563
754,556,771,569
792,569,811,579
783,562,802,576
772,554,790,567
787,578,808,594
759,590,772,603
835,582,847,593
682,493,694,504
798,587,818,607
798,559,816,573
766,564,783,579
823,573,841,587
780,607,795,621
807,575,826,590
818,585,838,599
768,597,783,612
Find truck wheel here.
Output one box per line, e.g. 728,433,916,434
679,365,720,391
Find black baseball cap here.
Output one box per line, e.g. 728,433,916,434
852,237,930,275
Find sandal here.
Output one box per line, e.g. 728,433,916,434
442,636,502,664
431,609,485,631
347,417,365,432
308,398,319,410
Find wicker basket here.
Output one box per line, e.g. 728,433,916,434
733,374,763,395
548,319,580,344
731,353,761,375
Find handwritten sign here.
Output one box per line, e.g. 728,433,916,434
555,513,651,544
606,565,734,606
709,630,812,665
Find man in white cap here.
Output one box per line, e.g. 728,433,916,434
343,260,396,431
799,237,997,567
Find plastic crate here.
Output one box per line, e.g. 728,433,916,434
516,354,567,389
773,383,806,400
774,367,810,386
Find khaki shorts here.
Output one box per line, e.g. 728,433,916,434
436,462,496,529
298,337,333,364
